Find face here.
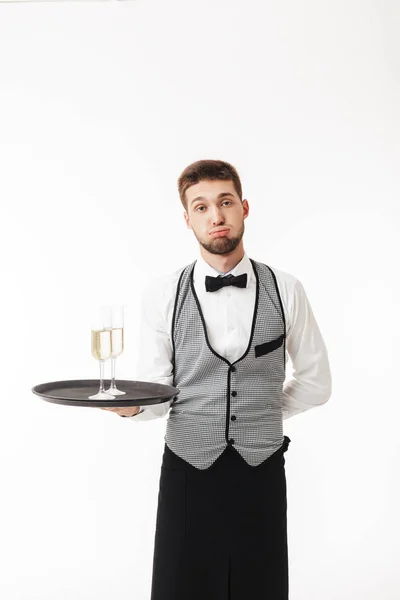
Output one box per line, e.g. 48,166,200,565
183,179,249,256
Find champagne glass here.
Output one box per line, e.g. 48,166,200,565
89,306,115,400
105,304,126,396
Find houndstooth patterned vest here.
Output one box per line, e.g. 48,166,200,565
165,258,286,470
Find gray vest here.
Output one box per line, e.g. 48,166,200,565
165,258,286,469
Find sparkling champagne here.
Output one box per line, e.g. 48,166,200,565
110,327,124,358
91,329,112,361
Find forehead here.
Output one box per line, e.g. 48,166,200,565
186,179,237,203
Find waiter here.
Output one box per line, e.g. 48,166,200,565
101,159,332,599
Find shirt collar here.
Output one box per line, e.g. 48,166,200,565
193,251,252,288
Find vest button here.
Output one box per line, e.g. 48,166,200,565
231,415,236,421
230,366,236,373
231,391,237,397
229,438,235,445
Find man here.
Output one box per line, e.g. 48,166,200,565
101,159,332,599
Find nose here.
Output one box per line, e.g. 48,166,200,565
210,206,225,225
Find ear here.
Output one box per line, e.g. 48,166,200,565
242,199,250,220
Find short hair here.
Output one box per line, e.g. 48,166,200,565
177,159,243,211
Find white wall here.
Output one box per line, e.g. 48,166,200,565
0,1,399,598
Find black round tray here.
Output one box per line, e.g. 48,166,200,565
32,379,179,408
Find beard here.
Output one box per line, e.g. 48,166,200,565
194,223,245,256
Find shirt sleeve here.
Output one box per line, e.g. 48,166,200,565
282,279,332,420
125,276,175,422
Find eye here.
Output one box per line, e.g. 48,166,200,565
195,200,232,212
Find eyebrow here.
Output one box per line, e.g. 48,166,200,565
190,192,235,205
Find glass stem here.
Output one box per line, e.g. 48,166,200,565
111,357,116,389
99,360,106,393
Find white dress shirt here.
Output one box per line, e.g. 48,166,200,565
127,251,332,421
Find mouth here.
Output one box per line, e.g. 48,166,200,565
210,228,230,237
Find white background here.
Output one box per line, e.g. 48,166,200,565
0,1,399,598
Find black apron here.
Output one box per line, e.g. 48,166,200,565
150,436,291,600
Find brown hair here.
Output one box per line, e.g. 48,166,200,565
177,159,243,211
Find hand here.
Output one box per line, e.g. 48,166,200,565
97,406,140,417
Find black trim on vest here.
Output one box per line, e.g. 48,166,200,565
264,264,287,360
226,367,232,444
171,267,186,404
189,259,260,367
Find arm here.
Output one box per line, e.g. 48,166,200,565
124,276,175,422
282,279,332,420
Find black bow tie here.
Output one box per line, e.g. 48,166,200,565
205,273,247,292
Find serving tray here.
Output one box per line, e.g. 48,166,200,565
32,379,179,408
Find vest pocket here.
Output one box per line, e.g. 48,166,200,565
255,334,284,357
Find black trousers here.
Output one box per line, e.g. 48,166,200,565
150,436,291,600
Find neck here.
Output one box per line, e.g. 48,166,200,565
199,242,245,274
